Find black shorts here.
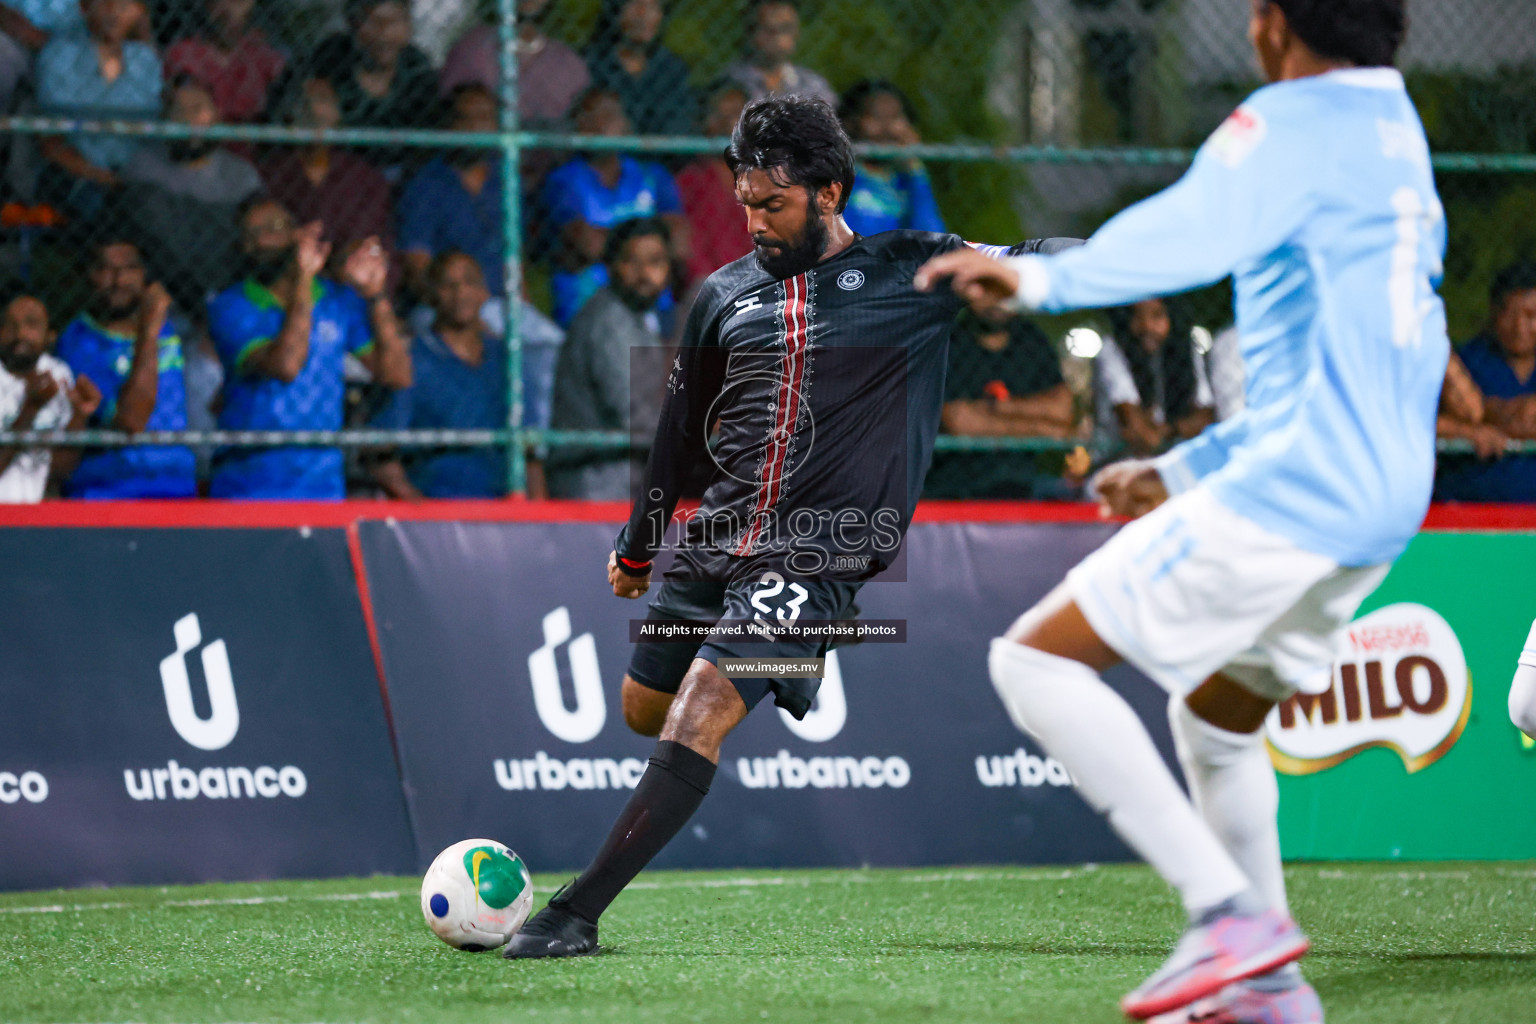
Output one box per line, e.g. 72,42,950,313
626,562,860,720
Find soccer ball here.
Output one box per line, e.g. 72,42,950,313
420,838,534,951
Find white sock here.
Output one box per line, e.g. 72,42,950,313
1168,697,1288,916
989,638,1254,917
1510,619,1536,737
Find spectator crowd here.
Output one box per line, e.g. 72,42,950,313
0,0,1531,502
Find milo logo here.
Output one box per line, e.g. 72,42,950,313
462,845,528,911
1266,603,1471,775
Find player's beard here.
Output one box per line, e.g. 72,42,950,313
753,212,829,280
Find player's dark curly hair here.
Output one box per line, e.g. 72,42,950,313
1268,0,1406,68
725,96,857,213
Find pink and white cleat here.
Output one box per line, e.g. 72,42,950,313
1145,980,1324,1024
1121,909,1310,1020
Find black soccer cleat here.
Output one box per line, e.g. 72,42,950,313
502,888,598,960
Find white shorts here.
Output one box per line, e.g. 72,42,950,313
1067,488,1390,701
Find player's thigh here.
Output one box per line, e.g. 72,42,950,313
1216,561,1392,711
620,676,674,737
1002,581,1123,672
625,580,728,696
1065,488,1343,696
659,658,751,761
695,572,862,721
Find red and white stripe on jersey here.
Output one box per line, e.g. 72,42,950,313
735,272,810,556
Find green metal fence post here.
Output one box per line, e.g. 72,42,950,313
498,0,526,496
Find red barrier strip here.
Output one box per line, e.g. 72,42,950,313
345,521,397,758
0,499,1530,530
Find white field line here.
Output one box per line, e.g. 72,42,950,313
0,889,406,915
0,871,1074,915
4,865,1531,916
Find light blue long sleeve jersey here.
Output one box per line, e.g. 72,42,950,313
1007,67,1449,567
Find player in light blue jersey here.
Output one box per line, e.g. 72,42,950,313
918,1,1431,1021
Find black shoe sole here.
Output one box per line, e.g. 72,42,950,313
501,939,598,960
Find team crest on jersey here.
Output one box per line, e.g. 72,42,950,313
1207,105,1267,169
837,270,865,291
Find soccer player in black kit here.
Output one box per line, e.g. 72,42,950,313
504,96,1075,959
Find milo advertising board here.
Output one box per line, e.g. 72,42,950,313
1271,532,1536,860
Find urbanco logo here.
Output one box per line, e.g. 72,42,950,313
528,607,606,743
125,614,306,802
0,771,48,804
160,612,238,751
1265,603,1471,775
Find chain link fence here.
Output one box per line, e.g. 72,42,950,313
0,0,1531,501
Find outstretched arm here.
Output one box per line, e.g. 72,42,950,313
919,101,1314,316
608,294,727,596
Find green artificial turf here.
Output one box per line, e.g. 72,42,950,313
1,863,1532,1023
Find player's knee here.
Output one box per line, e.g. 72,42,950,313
1168,696,1266,769
987,638,1101,736
621,676,671,737
1510,664,1536,737
660,661,746,757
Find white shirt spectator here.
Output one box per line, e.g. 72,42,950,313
0,353,74,502
1093,333,1213,444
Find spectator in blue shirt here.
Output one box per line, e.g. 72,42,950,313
541,87,684,325
838,80,945,237
54,236,197,498
207,197,411,499
0,0,99,114
1442,262,1536,502
399,83,504,303
372,250,531,499
35,0,161,214
0,0,87,44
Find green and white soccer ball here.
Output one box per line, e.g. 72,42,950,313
420,838,534,951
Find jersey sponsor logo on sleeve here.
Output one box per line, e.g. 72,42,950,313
1206,105,1267,168
1265,603,1471,775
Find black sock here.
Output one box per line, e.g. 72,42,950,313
556,740,716,924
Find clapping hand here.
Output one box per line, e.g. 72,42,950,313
341,236,390,300
20,369,59,414
68,374,102,423
295,222,331,280
139,281,172,330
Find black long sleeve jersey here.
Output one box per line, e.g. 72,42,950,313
615,231,1072,583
